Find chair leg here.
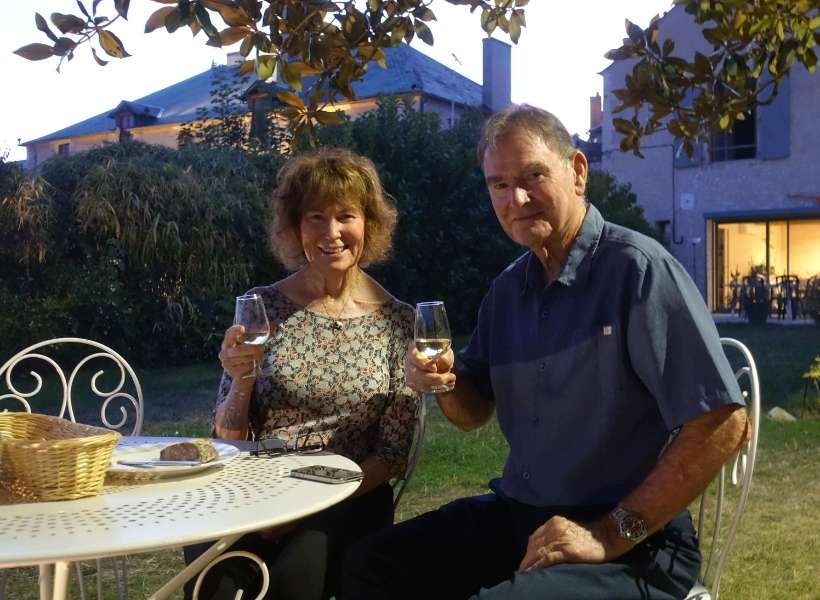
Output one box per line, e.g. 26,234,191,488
74,562,87,600
116,556,128,600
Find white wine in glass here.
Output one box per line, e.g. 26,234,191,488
234,293,270,378
415,301,453,393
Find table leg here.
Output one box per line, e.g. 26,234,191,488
148,533,242,600
52,562,70,600
38,565,53,600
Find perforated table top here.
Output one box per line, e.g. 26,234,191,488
0,437,360,567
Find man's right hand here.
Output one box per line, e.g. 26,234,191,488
219,324,266,381
405,341,457,393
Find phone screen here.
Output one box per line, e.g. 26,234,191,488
289,465,363,484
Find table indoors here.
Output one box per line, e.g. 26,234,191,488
0,436,362,600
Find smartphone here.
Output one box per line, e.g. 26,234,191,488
289,465,363,484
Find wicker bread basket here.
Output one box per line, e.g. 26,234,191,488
0,412,120,501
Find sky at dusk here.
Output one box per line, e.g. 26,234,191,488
0,0,674,161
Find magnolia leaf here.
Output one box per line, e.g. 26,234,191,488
314,110,344,125
413,7,436,22
368,0,380,12
662,38,675,57
276,91,306,109
625,19,644,45
189,19,202,37
91,46,109,66
13,43,54,61
35,13,59,42
51,12,86,34
239,34,253,56
76,0,91,19
256,56,275,80
508,14,522,44
718,113,731,130
195,6,220,42
202,1,251,27
216,26,250,46
53,37,77,56
114,0,130,20
515,0,529,6
148,0,176,3
238,59,255,75
414,20,434,45
99,29,131,58
145,6,175,33
279,60,303,90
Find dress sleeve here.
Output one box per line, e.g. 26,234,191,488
373,304,420,478
627,254,744,430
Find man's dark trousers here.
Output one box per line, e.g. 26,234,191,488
340,491,701,600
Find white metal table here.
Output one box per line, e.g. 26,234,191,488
0,436,361,600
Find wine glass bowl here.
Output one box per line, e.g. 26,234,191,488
414,301,453,393
234,293,270,378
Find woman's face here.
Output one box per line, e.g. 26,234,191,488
300,201,366,274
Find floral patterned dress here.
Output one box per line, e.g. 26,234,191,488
214,285,419,477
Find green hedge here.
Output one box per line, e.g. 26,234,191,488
1,102,654,366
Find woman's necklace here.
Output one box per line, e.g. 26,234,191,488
319,292,353,331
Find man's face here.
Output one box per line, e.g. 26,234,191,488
482,128,587,251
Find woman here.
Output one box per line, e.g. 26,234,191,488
185,148,419,600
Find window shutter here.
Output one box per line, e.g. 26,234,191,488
758,74,790,160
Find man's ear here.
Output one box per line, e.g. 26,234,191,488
570,150,588,196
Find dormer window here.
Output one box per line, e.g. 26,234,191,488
57,143,70,155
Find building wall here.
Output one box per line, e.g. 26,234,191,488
601,5,820,306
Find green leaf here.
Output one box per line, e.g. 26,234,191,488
276,91,306,109
718,113,731,129
256,56,275,80
91,46,108,66
145,7,175,33
51,12,86,34
414,21,434,45
216,26,250,46
663,38,674,57
164,9,181,33
195,5,220,42
413,7,436,22
98,29,131,58
35,13,59,42
625,19,644,45
314,110,344,125
13,43,54,61
53,37,77,56
115,0,130,20
368,0,381,12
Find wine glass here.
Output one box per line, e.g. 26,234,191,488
414,301,453,393
234,293,270,379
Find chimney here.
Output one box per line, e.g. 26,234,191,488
482,38,511,113
590,93,602,130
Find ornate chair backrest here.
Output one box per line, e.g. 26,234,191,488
392,394,428,511
0,337,143,436
690,338,760,600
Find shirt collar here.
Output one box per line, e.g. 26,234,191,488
521,203,604,293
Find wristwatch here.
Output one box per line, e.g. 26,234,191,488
610,507,648,544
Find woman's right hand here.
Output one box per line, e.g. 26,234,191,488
404,341,456,394
219,324,266,381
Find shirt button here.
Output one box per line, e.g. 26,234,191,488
522,471,530,480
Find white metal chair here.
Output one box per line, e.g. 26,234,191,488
0,337,145,600
392,392,429,511
686,337,761,600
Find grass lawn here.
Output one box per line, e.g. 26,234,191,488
3,324,818,598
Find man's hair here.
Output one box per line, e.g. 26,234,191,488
268,147,397,270
477,104,576,168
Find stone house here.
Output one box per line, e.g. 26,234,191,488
22,39,511,170
601,4,819,312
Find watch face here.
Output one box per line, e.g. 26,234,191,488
612,508,647,542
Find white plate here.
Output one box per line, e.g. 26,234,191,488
108,441,240,478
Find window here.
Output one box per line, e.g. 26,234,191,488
57,143,70,155
709,108,756,162
713,219,820,312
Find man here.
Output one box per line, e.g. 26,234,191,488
341,105,748,599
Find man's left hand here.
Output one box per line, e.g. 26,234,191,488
518,515,631,572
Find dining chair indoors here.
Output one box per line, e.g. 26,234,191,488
0,337,145,600
685,338,761,600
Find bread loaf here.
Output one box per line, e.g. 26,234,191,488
159,439,218,463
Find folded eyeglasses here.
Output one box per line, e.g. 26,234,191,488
250,432,327,457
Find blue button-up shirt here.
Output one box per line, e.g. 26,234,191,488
457,204,743,507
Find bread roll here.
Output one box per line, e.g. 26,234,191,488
159,439,218,463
